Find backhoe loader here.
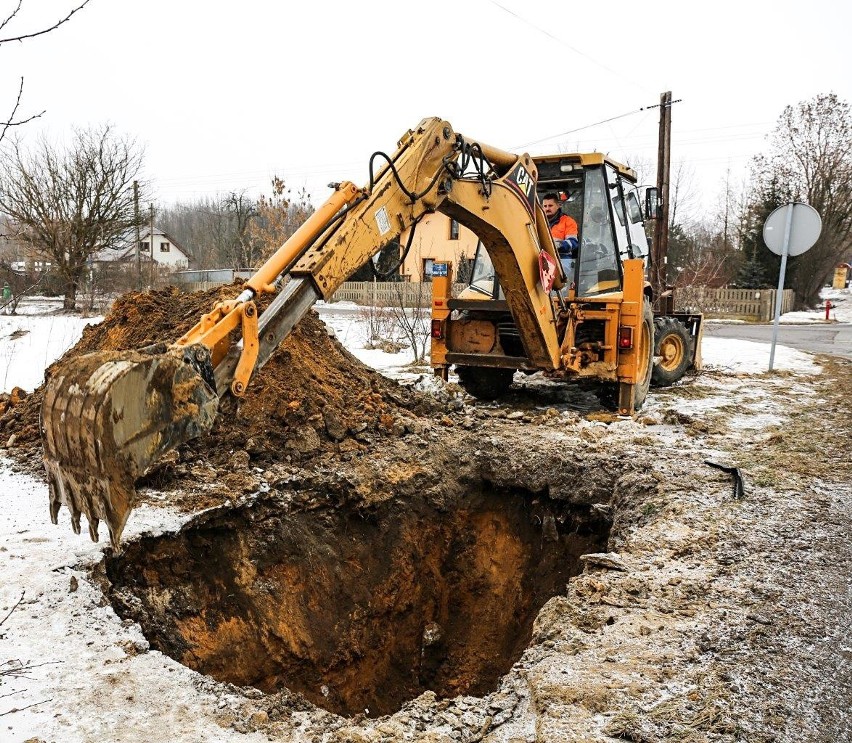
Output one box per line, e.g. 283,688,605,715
429,152,703,401
40,117,700,548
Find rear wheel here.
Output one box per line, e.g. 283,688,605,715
651,316,694,386
633,300,654,410
455,366,515,400
599,299,653,413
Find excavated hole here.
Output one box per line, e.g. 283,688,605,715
104,484,610,718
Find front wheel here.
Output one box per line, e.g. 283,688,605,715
455,366,515,401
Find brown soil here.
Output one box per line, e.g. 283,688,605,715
104,479,610,718
1,286,437,507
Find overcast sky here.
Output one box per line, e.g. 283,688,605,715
2,0,851,220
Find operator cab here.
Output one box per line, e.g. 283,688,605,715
464,153,650,300
535,153,649,296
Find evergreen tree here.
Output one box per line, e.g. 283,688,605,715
735,258,769,288
739,173,790,289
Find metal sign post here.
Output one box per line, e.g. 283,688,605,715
762,203,822,371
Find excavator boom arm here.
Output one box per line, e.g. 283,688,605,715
40,116,563,546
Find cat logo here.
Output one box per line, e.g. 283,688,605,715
507,163,537,216
514,165,534,198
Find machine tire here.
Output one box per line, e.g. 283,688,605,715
598,299,654,412
651,316,694,387
456,366,515,401
633,299,654,410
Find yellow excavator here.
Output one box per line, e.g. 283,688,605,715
428,151,702,400
40,117,700,548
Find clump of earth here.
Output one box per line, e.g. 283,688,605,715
2,285,441,505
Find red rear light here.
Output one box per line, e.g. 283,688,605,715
618,326,633,349
431,319,445,339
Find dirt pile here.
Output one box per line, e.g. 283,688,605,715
3,286,437,487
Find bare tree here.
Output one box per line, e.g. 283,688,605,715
0,125,145,309
222,191,256,269
624,153,654,186
158,194,252,270
244,177,313,265
0,1,92,144
751,93,852,308
388,244,433,364
390,280,431,364
668,160,698,229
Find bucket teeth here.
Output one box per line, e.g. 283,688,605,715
41,345,219,548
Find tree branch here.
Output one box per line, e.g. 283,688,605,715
0,592,24,629
0,659,62,677
0,698,52,716
0,0,91,45
0,1,23,35
0,77,45,144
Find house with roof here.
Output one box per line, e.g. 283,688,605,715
91,227,191,269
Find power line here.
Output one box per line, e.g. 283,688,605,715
487,0,649,93
512,105,653,149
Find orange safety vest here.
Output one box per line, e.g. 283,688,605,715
549,214,578,241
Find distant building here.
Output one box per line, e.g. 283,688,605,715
91,227,191,269
399,213,478,282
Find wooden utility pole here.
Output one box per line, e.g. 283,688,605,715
149,203,155,289
133,181,141,290
652,90,672,312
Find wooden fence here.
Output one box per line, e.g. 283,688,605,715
174,274,797,320
674,287,795,321
331,282,796,320
329,281,468,307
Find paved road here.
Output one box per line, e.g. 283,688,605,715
702,321,852,360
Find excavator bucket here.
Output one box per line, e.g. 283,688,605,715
41,344,219,549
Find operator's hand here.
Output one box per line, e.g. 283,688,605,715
555,237,578,257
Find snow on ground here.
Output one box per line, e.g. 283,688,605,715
779,285,852,323
315,302,427,383
0,294,842,739
0,292,838,396
0,472,269,742
701,336,819,374
0,306,101,392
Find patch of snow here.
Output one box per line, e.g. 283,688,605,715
412,373,449,393
0,314,102,393
727,412,784,431
0,464,268,742
5,296,67,316
779,286,851,324
701,337,819,374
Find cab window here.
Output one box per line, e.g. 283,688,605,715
626,192,643,223
578,168,620,296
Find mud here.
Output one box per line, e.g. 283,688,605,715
104,476,610,717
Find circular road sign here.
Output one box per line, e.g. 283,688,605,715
763,202,822,257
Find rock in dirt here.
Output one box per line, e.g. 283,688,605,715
579,552,631,571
